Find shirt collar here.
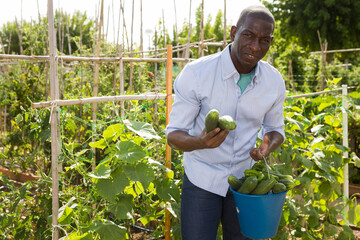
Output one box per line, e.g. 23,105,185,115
221,44,260,83
221,44,238,81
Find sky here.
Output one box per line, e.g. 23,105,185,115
0,0,263,51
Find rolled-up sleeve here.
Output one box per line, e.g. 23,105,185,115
164,65,201,135
258,79,286,141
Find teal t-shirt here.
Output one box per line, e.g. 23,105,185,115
237,69,255,94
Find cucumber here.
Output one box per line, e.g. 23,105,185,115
251,160,266,171
205,109,219,133
251,178,277,195
278,178,295,190
218,115,237,131
244,169,260,178
228,175,244,191
237,176,258,194
272,182,287,194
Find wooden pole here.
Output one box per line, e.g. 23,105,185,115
165,44,173,240
198,0,204,57
47,0,60,239
223,0,227,47
92,0,104,170
342,84,349,225
173,0,179,58
129,0,135,92
185,0,192,59
65,13,72,55
140,0,143,57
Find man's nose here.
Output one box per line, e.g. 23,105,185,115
249,38,261,51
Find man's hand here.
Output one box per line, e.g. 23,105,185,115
167,128,229,152
198,128,229,149
249,131,284,161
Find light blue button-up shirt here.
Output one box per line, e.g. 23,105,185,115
165,44,286,197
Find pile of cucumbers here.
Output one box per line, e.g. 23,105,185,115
228,160,296,195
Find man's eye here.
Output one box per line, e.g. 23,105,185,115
262,38,271,44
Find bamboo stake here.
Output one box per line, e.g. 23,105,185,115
32,88,352,109
342,84,349,225
112,0,116,44
7,32,11,54
185,0,192,59
154,29,158,123
61,10,65,54
105,6,110,43
199,0,204,57
223,0,227,47
162,9,166,48
47,0,60,239
119,46,125,118
32,93,171,108
65,13,72,55
173,0,179,58
165,44,173,240
0,37,9,72
93,0,104,170
140,0,143,57
317,30,327,91
0,54,193,63
0,105,2,135
129,0,135,92
15,17,24,55
120,0,129,52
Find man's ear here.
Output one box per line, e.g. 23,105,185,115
230,26,237,41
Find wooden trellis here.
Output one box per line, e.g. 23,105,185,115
0,0,356,239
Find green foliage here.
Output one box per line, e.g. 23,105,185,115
263,0,360,51
270,88,360,239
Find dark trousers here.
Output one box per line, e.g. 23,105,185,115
181,173,251,240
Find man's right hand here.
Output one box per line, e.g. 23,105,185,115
167,128,229,152
198,128,229,149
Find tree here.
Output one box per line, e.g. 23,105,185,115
263,0,360,51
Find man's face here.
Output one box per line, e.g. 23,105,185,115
230,15,274,73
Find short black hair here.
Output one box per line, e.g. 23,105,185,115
236,5,275,32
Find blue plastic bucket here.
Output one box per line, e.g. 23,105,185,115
230,187,287,239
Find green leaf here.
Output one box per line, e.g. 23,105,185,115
319,181,331,197
66,118,77,134
103,123,122,141
154,178,181,202
351,152,360,168
280,151,292,164
313,159,331,173
114,141,146,163
123,119,161,139
139,216,155,226
308,206,319,228
92,219,127,240
59,232,92,240
58,198,77,225
89,162,111,179
349,91,360,99
89,139,107,150
0,153,7,159
324,115,341,127
123,162,155,189
318,102,332,112
324,222,339,237
15,114,23,124
108,194,134,219
96,168,129,203
297,155,313,169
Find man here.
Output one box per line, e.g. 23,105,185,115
165,5,286,240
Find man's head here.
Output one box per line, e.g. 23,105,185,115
230,5,275,74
